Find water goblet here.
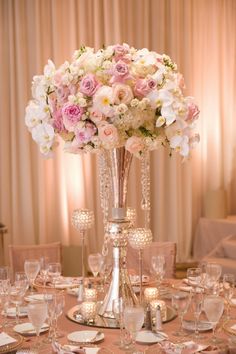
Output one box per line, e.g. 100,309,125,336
204,295,224,344
223,273,234,320
151,255,165,287
48,262,62,288
88,253,103,283
27,301,48,350
24,259,40,293
112,298,125,348
44,293,56,343
172,292,191,337
0,280,10,329
187,268,202,288
123,305,144,351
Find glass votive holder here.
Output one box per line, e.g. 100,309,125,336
81,301,96,323
84,288,98,302
144,287,159,303
150,299,167,322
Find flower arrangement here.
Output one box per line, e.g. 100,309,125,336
25,44,199,158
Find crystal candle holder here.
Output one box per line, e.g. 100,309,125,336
81,301,96,322
126,207,136,227
150,299,167,322
84,288,98,302
71,209,94,231
144,287,159,302
128,228,152,250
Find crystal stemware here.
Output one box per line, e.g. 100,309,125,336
88,253,103,282
52,292,65,338
0,266,10,281
123,305,144,351
205,263,222,294
151,255,165,287
191,290,204,340
27,301,48,351
47,263,62,288
186,268,202,288
0,280,10,329
40,257,49,288
204,295,224,344
223,273,235,320
172,292,191,337
112,298,125,348
24,259,40,293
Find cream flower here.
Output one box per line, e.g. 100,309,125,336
93,86,114,117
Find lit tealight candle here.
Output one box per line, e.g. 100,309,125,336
144,287,159,302
81,301,96,322
84,288,98,302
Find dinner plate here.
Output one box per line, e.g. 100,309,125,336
13,322,49,335
182,320,213,332
2,306,28,318
135,330,168,344
67,330,104,344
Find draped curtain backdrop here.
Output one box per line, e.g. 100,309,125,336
1,0,236,261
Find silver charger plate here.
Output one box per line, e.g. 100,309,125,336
67,303,177,329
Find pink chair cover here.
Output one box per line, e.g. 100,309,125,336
8,242,62,274
127,241,176,278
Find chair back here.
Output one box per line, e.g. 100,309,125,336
127,241,176,278
8,242,62,275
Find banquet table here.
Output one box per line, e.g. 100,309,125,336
2,279,236,354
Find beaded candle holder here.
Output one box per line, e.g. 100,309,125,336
128,228,153,303
144,287,159,303
81,301,96,322
71,209,94,279
126,207,136,227
84,288,98,302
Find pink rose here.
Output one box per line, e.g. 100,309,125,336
74,122,97,144
125,136,144,154
113,44,130,61
110,60,131,84
112,83,133,104
62,103,84,132
134,79,155,98
98,123,119,144
80,74,100,96
186,102,200,122
52,108,64,133
56,86,70,103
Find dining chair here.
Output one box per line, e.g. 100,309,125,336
127,241,177,278
8,242,62,275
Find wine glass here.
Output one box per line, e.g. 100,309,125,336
191,290,204,340
205,263,222,294
151,255,165,287
52,292,65,338
99,257,112,292
204,295,224,344
112,298,125,348
88,253,103,283
0,280,10,329
48,263,62,288
24,259,40,293
40,257,49,288
27,301,48,350
44,293,56,343
10,274,29,324
186,268,202,288
123,305,144,351
223,273,235,320
172,292,191,337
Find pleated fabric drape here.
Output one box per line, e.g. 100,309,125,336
1,0,236,261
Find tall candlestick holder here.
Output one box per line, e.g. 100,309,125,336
71,209,94,280
128,228,152,303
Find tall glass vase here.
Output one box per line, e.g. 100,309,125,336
98,147,138,318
